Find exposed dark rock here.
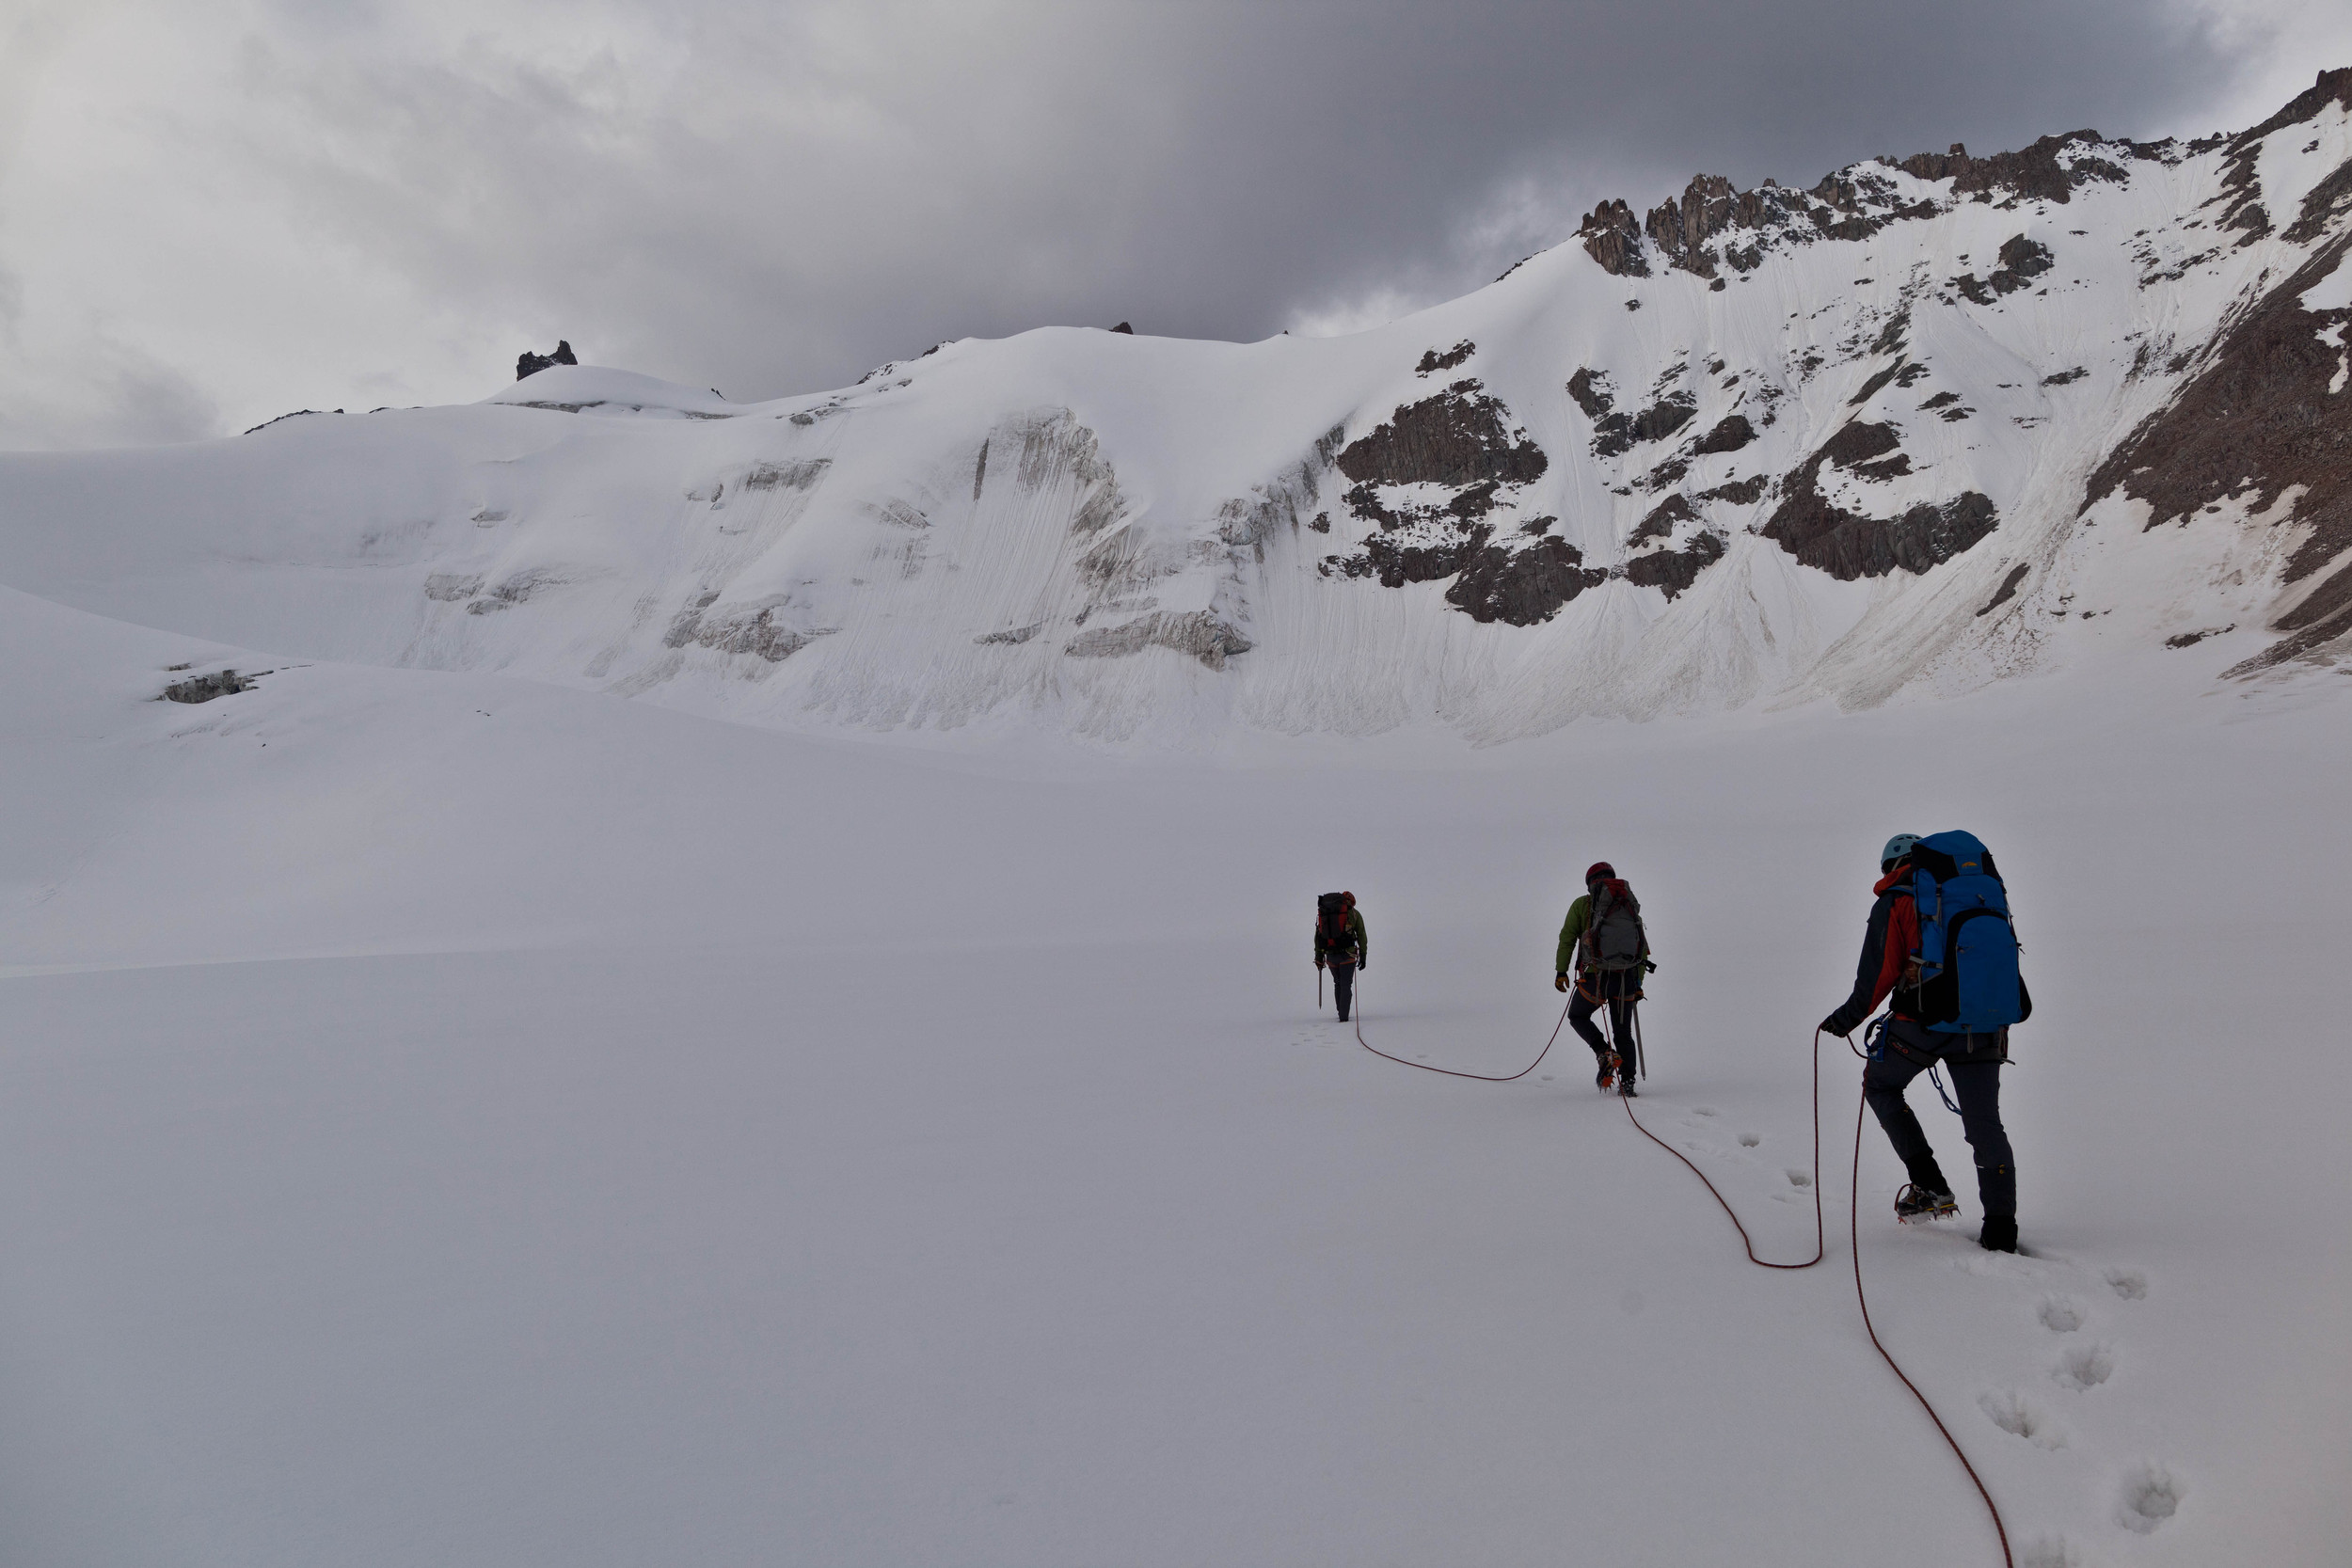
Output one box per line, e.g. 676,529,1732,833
1364,525,1491,589
1587,392,1696,459
741,458,831,491
1951,235,2055,303
2283,154,2352,245
1566,368,1614,419
1697,474,1769,505
1518,515,1557,534
242,409,343,435
2214,71,2352,252
1336,388,1549,490
1850,360,1908,405
1998,235,2055,277
1691,414,1756,453
1639,456,1690,492
1851,453,1914,482
1307,512,1331,533
2164,624,2233,647
516,340,578,380
1342,482,1399,530
1920,390,1962,409
664,593,818,661
2041,367,2090,387
1416,341,1475,374
1763,419,1994,578
1444,536,1607,625
1821,420,1902,467
162,669,257,704
1894,130,2128,205
1620,531,1725,599
1578,199,1650,277
2081,235,2352,671
1065,610,1251,670
1630,495,1696,546
975,623,1042,645
1111,322,1134,334
1977,563,2031,616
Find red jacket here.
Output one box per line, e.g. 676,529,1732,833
1868,865,1921,1017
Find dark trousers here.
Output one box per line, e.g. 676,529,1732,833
1863,1018,2016,1219
1327,962,1356,1022
1568,970,1638,1063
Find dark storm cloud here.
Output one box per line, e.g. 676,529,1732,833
3,0,2337,441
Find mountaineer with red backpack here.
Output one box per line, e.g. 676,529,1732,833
1313,892,1367,1022
1821,832,2026,1253
1556,863,1653,1095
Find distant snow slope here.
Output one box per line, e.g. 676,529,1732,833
1,77,2347,744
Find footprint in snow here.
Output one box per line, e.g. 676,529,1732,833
2103,1266,2148,1300
2037,1294,2086,1333
2018,1536,2088,1568
2053,1342,2116,1391
1784,1168,1812,1188
1737,1132,1761,1148
1979,1388,2067,1449
1692,1106,1719,1117
2116,1462,2185,1533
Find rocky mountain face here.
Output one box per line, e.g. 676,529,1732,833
1,73,2347,742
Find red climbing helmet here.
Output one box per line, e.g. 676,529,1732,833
1585,861,1615,884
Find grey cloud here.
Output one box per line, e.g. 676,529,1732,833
6,0,2343,443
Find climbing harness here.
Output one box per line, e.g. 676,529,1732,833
1351,982,2013,1567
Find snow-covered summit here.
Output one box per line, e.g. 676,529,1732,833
480,366,742,420
2,71,2348,743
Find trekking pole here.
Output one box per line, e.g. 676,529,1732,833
1317,965,1324,1011
1634,1000,1646,1081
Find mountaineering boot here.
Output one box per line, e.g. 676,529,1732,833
1596,1053,1619,1091
1979,1215,2019,1253
1894,1183,1959,1223
1617,1072,1639,1098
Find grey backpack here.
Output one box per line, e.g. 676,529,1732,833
1585,879,1647,972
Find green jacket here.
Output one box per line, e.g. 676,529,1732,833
1556,894,1651,974
1555,895,1594,975
1315,908,1366,966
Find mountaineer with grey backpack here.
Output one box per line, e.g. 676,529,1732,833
1313,892,1367,1022
1822,832,2028,1254
1556,862,1654,1095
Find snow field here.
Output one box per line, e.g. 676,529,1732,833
1,587,2347,1563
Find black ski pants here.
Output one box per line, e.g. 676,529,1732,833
1327,962,1356,1022
1568,970,1639,1064
1864,1018,2016,1220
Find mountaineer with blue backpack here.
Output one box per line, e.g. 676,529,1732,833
1821,832,2027,1254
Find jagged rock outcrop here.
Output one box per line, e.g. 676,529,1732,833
1762,421,1997,579
516,341,579,380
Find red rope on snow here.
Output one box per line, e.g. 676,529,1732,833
1352,992,2012,1566
1349,989,1572,1082
1614,1024,1823,1270
1844,1078,2016,1567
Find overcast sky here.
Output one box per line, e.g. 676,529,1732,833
3,0,2345,450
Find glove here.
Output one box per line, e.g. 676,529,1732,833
1356,958,1366,971
1644,958,1658,974
1316,958,1326,970
1554,974,1569,992
1820,1007,1857,1037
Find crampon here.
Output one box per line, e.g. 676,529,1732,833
1894,1183,1960,1224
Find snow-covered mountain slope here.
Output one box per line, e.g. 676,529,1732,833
4,74,2348,742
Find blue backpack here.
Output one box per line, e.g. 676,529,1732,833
1907,831,2030,1035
